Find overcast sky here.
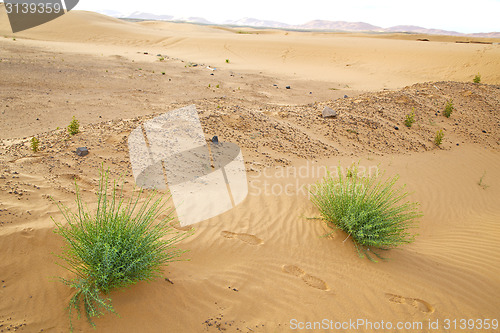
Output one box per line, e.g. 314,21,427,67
76,0,498,33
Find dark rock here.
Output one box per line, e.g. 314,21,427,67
285,86,291,89
144,52,148,54
76,147,89,157
322,107,337,118
344,95,348,98
394,126,399,130
212,136,219,144
482,130,487,133
156,54,162,56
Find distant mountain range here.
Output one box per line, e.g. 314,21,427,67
98,11,500,37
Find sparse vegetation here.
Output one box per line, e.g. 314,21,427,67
159,57,165,61
347,129,358,135
52,169,192,331
30,137,39,153
161,72,165,75
404,108,416,128
478,171,489,189
434,130,444,146
443,99,454,118
311,164,421,262
225,59,230,63
216,84,220,88
67,116,80,136
473,73,481,84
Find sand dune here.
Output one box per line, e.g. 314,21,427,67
1,6,500,333
1,6,499,90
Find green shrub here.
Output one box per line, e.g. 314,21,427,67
30,137,39,153
473,73,481,84
478,171,489,189
311,165,421,262
52,169,192,330
434,129,444,146
404,108,416,128
225,59,230,63
443,99,453,118
67,116,80,136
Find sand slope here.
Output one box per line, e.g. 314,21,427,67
1,6,499,90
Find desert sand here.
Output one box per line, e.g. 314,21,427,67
0,6,499,333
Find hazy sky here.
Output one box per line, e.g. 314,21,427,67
77,0,499,33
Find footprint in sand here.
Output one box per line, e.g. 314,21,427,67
386,293,435,313
221,231,263,245
282,264,329,291
170,222,194,232
20,227,34,238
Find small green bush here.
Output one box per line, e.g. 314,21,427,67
67,116,80,136
216,84,220,88
225,59,230,63
53,169,192,330
434,129,444,146
443,99,454,118
478,171,489,189
311,165,421,261
473,73,481,84
30,137,39,152
404,108,416,128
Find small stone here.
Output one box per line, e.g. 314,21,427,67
482,130,487,133
394,126,399,130
344,95,348,98
285,86,291,89
322,107,337,118
212,136,219,144
157,54,162,56
76,147,89,157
